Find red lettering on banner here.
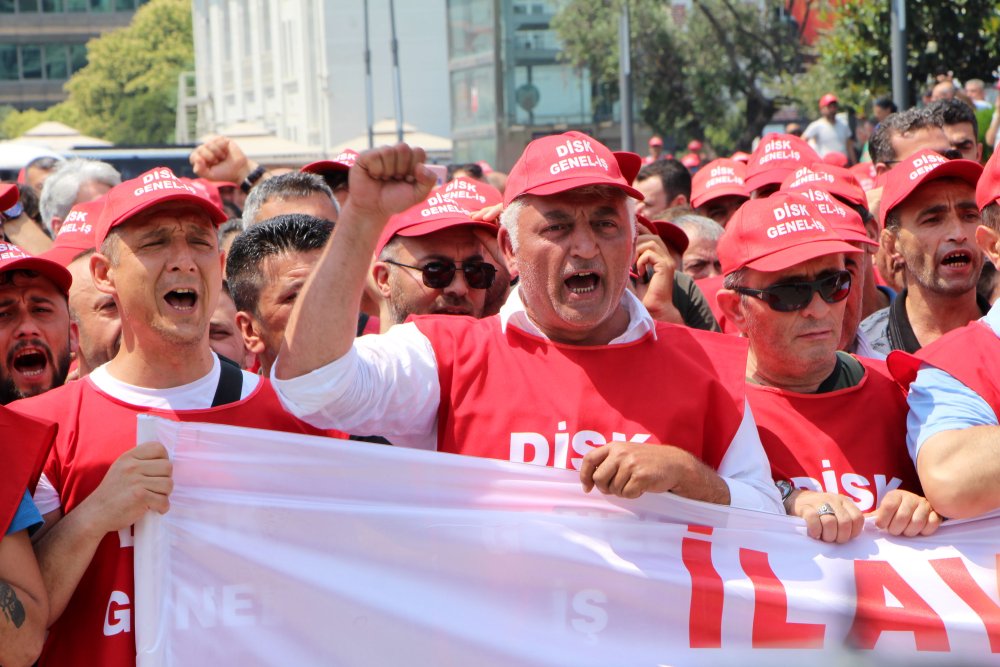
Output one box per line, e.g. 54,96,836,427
848,560,950,651
930,556,1000,652
740,549,825,648
681,530,723,648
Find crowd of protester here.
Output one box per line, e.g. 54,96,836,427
2,77,1000,664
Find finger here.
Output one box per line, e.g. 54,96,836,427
920,511,942,536
802,508,824,541
138,459,173,478
872,490,903,530
607,461,633,497
390,143,414,180
590,457,617,495
831,503,857,544
901,500,931,537
579,445,611,493
886,495,917,536
134,441,170,460
619,477,645,499
145,492,171,515
143,477,174,496
360,149,386,180
844,502,865,540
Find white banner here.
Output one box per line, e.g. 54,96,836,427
134,416,1000,667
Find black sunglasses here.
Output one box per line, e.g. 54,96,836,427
732,270,852,312
885,148,962,165
384,259,496,290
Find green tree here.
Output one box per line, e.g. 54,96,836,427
2,0,192,144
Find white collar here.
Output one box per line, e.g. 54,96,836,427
497,284,657,345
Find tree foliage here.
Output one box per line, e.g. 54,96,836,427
1,0,192,144
553,0,809,153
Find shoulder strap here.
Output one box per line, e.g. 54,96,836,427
211,356,244,407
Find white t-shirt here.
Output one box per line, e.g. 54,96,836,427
802,117,852,157
33,355,260,514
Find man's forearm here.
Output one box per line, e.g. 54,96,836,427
918,425,1000,519
34,506,107,625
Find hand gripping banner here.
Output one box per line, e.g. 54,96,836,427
134,416,999,667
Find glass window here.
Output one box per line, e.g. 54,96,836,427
42,0,62,11
18,0,39,11
21,45,42,79
44,44,68,79
90,0,112,10
0,45,17,80
69,43,87,72
66,0,86,10
448,0,494,60
114,0,134,9
0,0,14,13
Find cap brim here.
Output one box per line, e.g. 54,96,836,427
691,187,747,209
515,175,645,203
302,160,350,175
882,158,983,226
4,257,72,294
745,239,862,273
834,228,879,247
0,184,18,210
394,218,499,239
744,168,795,194
41,244,92,268
642,218,689,254
614,151,643,184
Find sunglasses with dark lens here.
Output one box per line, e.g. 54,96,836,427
384,259,497,290
885,148,962,165
733,270,852,312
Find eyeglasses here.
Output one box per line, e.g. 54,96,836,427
732,270,852,312
384,259,497,290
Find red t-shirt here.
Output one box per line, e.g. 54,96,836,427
747,356,920,511
9,376,344,667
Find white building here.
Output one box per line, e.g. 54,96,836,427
190,0,451,161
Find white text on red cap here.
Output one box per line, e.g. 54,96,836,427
0,243,29,261
421,192,467,217
908,153,947,180
795,189,847,218
766,201,825,238
133,169,197,197
789,167,835,189
758,139,800,166
550,138,608,176
59,210,92,237
705,164,743,188
443,180,486,206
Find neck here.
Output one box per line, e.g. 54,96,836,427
904,284,981,346
747,351,835,394
106,333,215,388
861,271,889,319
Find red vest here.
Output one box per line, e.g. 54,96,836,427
0,405,56,538
413,315,748,471
888,320,1000,417
9,377,343,667
747,357,920,512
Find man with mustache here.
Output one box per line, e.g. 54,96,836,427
0,185,73,405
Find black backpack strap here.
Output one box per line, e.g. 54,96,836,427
211,356,244,407
356,312,369,337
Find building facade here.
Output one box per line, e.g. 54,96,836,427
0,0,146,111
190,0,451,158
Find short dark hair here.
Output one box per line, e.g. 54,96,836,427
241,172,336,226
636,158,692,202
868,107,942,164
874,97,897,114
225,214,333,314
928,98,979,137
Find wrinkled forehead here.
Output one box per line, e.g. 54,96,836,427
519,189,630,219
122,202,217,234
395,226,489,258
745,253,846,286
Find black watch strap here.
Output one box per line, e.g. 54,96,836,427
240,165,266,194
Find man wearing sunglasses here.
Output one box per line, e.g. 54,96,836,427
716,193,936,543
859,150,986,358
274,137,783,514
372,195,500,331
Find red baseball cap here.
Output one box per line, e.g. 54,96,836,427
0,242,72,295
780,164,866,207
0,183,18,211
649,136,664,147
717,192,860,275
504,131,643,206
975,148,1000,210
691,158,747,208
301,149,360,176
731,151,751,163
849,162,878,192
375,193,499,257
878,149,983,228
782,186,876,247
819,93,839,108
637,214,689,254
681,153,701,169
744,134,819,194
186,178,225,210
687,140,703,152
41,197,105,267
95,167,228,247
438,176,503,210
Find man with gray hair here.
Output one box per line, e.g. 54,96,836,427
241,172,339,226
272,135,782,513
38,158,120,236
673,213,724,280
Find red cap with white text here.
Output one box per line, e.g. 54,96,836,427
438,176,503,210
781,164,866,207
717,192,860,275
782,186,876,247
95,167,228,247
878,149,983,228
374,193,498,258
41,197,105,267
504,131,643,205
301,149,360,176
0,242,72,294
691,158,747,208
744,134,819,194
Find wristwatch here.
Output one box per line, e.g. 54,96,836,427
240,165,267,194
1,201,23,222
775,480,795,502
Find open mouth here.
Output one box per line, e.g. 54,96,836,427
164,288,198,311
940,250,973,268
565,272,600,294
11,347,49,378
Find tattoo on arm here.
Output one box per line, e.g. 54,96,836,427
0,582,26,628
